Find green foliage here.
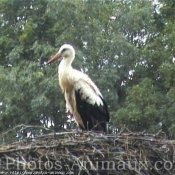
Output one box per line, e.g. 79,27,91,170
1,0,175,139
114,78,165,131
113,0,175,138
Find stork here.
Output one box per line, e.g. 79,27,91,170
47,44,110,132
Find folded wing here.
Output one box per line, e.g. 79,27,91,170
73,77,109,132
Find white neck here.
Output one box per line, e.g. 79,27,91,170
63,55,74,67
59,56,74,75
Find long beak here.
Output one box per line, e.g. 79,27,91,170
46,53,62,64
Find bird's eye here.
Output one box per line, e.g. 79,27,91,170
62,48,67,53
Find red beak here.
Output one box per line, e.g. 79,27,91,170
46,53,62,64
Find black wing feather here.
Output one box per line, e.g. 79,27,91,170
75,88,109,132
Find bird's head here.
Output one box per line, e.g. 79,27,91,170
47,44,75,64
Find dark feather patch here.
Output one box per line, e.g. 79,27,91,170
75,89,109,132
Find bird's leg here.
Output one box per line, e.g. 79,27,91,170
106,122,109,134
87,121,89,131
76,125,80,132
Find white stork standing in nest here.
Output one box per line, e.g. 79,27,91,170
47,44,110,132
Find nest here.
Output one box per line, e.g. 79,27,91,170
0,126,174,175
